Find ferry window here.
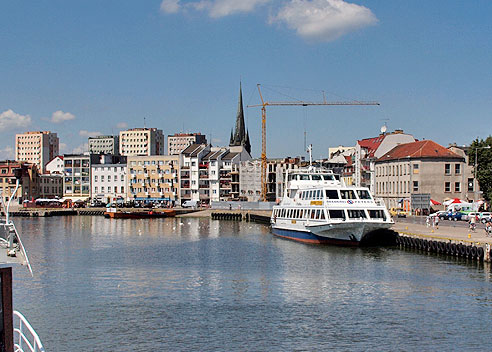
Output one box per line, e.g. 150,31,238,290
369,210,386,220
299,209,304,218
356,190,372,200
310,210,316,219
320,210,326,220
311,174,321,181
309,191,313,199
289,190,297,199
329,210,346,219
325,190,339,199
300,174,310,180
340,190,356,200
322,174,334,181
347,210,367,219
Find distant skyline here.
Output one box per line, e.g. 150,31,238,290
1,1,491,160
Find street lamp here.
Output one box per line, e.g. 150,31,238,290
474,145,491,201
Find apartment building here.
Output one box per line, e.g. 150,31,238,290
180,144,251,204
354,129,415,190
127,155,179,205
119,128,164,156
91,155,127,203
63,154,91,201
88,135,119,155
0,161,40,203
374,140,468,210
15,131,59,173
38,174,63,199
167,133,207,155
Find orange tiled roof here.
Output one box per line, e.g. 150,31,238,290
377,140,462,162
357,135,385,157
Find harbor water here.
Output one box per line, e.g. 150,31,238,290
12,216,492,351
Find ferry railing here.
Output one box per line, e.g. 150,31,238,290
13,310,45,352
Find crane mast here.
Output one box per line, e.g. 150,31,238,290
248,84,380,202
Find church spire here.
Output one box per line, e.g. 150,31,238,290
231,82,246,146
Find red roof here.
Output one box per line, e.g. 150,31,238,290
357,135,385,157
377,140,462,162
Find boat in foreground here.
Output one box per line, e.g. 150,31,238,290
271,147,393,246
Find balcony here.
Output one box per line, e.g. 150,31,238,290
198,184,209,189
199,163,209,169
181,183,190,189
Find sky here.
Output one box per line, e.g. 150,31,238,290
1,0,491,160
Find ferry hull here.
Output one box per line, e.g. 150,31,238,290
271,222,393,246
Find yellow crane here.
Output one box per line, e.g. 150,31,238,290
247,84,380,201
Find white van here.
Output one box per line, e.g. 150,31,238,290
182,200,198,208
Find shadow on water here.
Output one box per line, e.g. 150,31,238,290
360,228,398,247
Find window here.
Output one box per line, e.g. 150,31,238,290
329,210,345,219
347,210,367,219
445,164,451,175
445,182,451,192
455,164,461,175
94,175,98,182
454,182,461,192
368,210,386,220
356,190,371,200
340,190,356,199
325,190,339,199
413,181,419,192
413,164,419,174
468,178,474,192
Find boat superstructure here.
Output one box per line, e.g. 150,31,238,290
0,168,45,351
271,147,393,246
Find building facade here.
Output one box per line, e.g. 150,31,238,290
127,155,179,205
0,161,40,203
15,131,59,173
374,140,469,210
63,154,91,201
38,174,63,199
167,133,207,155
88,135,120,155
45,156,64,175
355,130,415,190
119,128,164,156
91,156,127,203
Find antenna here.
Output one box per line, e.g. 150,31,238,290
143,117,146,128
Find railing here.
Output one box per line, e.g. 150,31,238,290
13,311,45,352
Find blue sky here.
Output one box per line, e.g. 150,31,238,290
1,0,491,160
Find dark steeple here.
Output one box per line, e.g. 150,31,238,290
230,82,251,154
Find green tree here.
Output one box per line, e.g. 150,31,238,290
469,136,492,201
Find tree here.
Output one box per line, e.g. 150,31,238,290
469,136,492,201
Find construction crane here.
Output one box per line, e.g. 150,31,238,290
247,84,380,202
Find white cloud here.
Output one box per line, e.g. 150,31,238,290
160,0,271,17
161,0,180,13
116,122,128,129
272,0,377,42
79,130,102,138
51,110,75,123
0,109,32,131
0,146,14,159
72,143,88,154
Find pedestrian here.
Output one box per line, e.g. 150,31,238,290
426,216,430,228
469,214,477,232
434,215,439,229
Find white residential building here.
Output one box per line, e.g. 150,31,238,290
119,128,164,156
45,156,64,175
91,161,127,203
15,131,59,173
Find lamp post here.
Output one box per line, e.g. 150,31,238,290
474,145,491,201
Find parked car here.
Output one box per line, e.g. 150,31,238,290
480,212,492,223
449,212,465,221
389,207,410,218
464,212,480,222
182,200,198,208
430,211,448,220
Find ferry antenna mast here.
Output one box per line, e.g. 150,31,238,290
247,84,380,202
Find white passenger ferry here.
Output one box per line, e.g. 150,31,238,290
271,148,393,246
